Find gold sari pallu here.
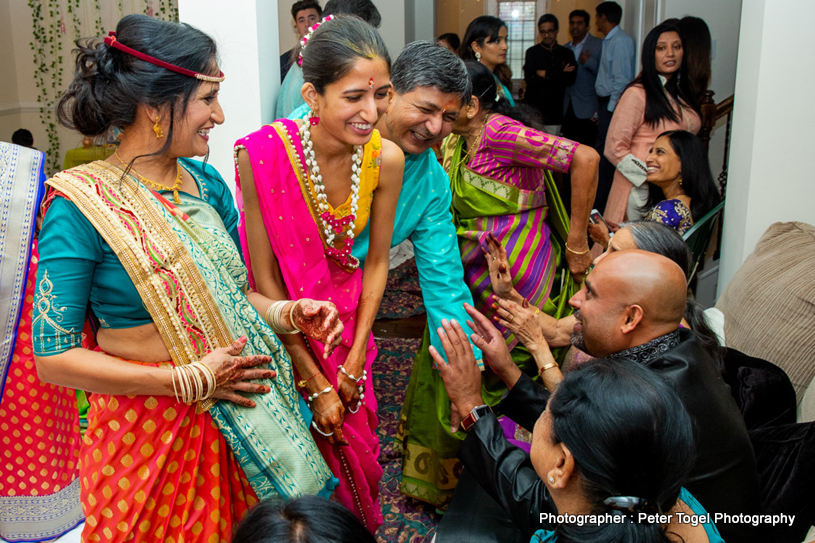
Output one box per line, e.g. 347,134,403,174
46,162,333,512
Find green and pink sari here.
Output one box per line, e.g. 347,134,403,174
399,115,581,508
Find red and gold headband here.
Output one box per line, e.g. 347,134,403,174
103,31,225,83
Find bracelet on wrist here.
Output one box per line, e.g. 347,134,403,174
171,362,216,404
538,361,558,378
297,371,321,390
565,242,590,255
265,300,299,335
338,365,367,414
305,385,334,406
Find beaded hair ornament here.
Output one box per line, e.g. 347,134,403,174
104,31,225,82
297,15,335,67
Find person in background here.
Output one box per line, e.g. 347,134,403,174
437,32,460,52
459,16,515,106
604,23,701,224
562,10,603,147
234,496,376,543
592,130,719,242
280,0,321,83
11,128,34,148
523,14,576,136
677,16,711,108
275,0,381,119
593,0,635,214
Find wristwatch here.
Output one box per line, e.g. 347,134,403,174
460,405,492,431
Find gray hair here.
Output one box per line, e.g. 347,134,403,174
391,41,472,105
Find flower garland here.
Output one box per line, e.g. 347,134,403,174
299,113,363,269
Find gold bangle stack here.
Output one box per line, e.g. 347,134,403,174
265,300,301,335
171,362,216,404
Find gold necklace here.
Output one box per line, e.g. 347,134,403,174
455,113,491,172
115,151,183,204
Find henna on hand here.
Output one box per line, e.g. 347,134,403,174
292,299,344,359
310,390,348,445
201,337,276,408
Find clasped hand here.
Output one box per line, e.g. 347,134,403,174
291,298,344,359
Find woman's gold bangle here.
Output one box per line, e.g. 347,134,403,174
565,243,590,255
539,362,558,377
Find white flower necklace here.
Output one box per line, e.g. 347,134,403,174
299,113,364,269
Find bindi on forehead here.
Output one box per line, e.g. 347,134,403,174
441,99,459,115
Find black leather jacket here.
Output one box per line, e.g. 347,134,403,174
458,329,763,542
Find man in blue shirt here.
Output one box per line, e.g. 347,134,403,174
593,1,635,213
289,41,480,363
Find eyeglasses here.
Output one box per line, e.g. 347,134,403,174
540,29,557,35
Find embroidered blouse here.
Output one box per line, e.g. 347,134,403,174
33,159,240,356
646,198,693,235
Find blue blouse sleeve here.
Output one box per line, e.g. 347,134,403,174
647,199,683,230
33,196,103,355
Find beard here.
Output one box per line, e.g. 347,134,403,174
570,309,587,351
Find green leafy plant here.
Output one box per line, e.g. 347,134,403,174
27,0,179,176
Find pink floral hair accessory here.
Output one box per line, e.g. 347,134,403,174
297,15,335,67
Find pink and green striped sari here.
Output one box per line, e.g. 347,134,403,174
444,114,579,351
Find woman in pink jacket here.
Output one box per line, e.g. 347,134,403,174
604,22,701,224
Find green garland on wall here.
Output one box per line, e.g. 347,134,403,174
27,0,179,176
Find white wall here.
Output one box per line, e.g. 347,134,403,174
718,0,815,293
179,0,280,191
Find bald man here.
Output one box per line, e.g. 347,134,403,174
435,250,762,543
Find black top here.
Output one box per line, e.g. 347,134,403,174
522,43,577,125
280,48,294,83
460,329,764,542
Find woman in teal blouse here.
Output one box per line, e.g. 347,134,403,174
33,14,341,541
459,16,516,106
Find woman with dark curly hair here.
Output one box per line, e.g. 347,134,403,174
34,14,339,541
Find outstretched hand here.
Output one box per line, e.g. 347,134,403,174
464,303,522,390
291,299,344,359
429,319,485,428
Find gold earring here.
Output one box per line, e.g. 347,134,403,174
153,115,164,139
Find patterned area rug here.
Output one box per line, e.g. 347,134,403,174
377,259,425,320
373,337,440,543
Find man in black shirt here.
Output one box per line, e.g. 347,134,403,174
523,14,577,135
433,251,763,543
280,0,321,83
